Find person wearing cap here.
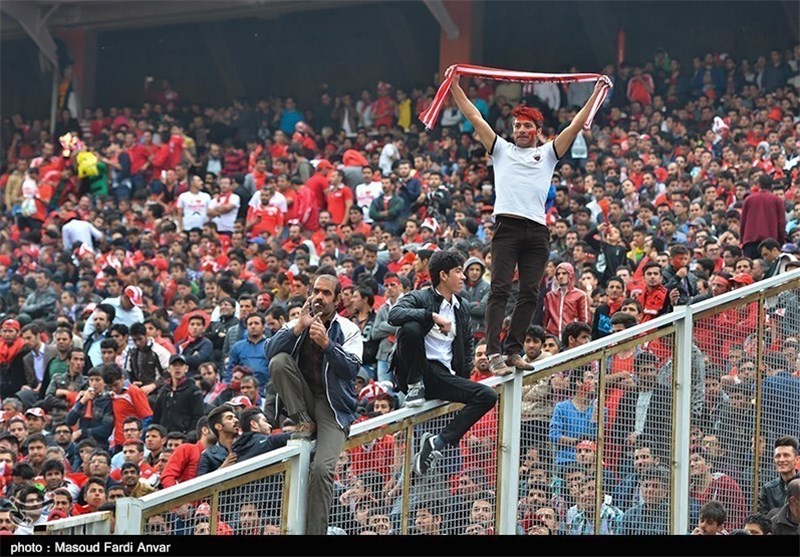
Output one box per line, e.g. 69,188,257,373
152,354,205,435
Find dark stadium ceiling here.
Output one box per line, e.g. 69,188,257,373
0,0,380,39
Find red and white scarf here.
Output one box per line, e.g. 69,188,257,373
419,63,612,130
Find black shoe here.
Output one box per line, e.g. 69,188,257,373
413,432,442,476
404,382,426,408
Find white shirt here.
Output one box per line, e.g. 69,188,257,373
248,190,288,213
424,290,458,374
176,190,212,230
490,136,559,226
378,143,399,175
62,219,104,251
32,344,46,382
355,181,383,223
208,192,241,233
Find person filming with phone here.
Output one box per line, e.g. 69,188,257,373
266,274,363,534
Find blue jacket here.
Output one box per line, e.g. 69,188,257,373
227,335,269,386
267,314,363,430
549,399,601,465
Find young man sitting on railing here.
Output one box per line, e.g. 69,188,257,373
388,249,499,476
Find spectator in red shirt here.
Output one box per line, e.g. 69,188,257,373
740,174,787,258
306,159,333,211
326,169,353,224
103,365,153,451
160,416,215,488
636,262,672,323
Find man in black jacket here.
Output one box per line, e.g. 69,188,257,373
197,403,239,476
388,250,498,476
232,406,291,462
759,436,800,515
152,354,205,435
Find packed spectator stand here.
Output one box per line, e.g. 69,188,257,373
0,41,799,537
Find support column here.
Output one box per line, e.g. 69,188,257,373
436,1,476,78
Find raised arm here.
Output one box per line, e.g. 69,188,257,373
554,76,610,159
449,78,496,152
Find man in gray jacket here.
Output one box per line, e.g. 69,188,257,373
18,269,57,322
370,273,405,384
461,257,490,338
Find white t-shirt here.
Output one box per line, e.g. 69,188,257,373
176,190,212,230
379,143,399,175
209,192,241,232
355,181,383,223
490,136,559,226
248,190,288,213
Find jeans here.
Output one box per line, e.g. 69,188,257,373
485,215,550,357
394,321,498,447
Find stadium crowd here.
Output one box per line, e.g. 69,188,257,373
0,41,799,536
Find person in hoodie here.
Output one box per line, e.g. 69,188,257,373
461,256,490,339
231,406,291,462
542,262,591,338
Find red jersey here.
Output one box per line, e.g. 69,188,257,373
110,384,153,448
160,441,205,488
326,185,353,224
246,204,283,238
305,173,329,210
636,285,669,322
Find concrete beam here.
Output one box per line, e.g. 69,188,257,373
1,1,58,69
423,0,459,40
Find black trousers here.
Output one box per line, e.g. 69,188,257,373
395,321,498,447
485,215,550,357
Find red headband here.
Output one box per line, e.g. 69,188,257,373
511,104,544,127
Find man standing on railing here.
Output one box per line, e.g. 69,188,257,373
267,274,363,535
388,250,498,476
449,74,611,375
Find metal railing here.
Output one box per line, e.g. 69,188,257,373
46,269,799,535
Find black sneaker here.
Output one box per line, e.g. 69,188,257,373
404,382,426,408
413,432,442,476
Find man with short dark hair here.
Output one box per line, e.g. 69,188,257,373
267,275,363,534
231,406,291,462
198,404,240,476
227,313,269,389
389,250,498,476
692,500,728,535
759,436,800,515
177,314,213,377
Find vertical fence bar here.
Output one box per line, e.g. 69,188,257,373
497,374,522,534
671,308,692,534
209,490,219,534
285,439,311,535
753,292,766,511
400,424,414,534
594,350,608,534
114,497,144,534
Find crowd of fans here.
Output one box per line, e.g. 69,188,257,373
0,40,799,536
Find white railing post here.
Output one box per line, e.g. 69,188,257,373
285,439,312,535
497,372,523,535
114,497,144,534
671,307,693,534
